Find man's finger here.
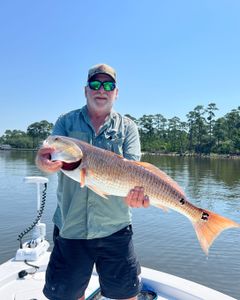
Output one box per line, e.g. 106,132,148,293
142,195,150,208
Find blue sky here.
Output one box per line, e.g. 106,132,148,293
0,0,240,136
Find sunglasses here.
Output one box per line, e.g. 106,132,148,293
88,80,116,91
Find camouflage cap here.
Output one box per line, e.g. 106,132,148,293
88,63,116,82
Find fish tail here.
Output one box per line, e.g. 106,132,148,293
193,209,240,255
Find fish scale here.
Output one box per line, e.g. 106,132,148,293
89,152,179,205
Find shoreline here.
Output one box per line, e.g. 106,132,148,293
142,151,240,159
1,148,239,159
0,148,37,151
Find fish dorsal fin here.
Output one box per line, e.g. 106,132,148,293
133,161,185,195
133,161,162,174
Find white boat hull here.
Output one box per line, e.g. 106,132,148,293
0,252,236,300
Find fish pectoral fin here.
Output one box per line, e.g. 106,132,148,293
87,185,109,199
80,168,87,188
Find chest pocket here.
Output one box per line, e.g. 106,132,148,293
97,131,124,155
68,131,90,143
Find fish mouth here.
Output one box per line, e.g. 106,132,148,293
61,159,82,170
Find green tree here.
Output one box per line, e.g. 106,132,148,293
138,115,155,136
212,117,226,150
206,102,218,147
27,120,53,148
187,106,207,153
224,108,240,153
166,117,187,153
153,114,167,141
1,130,32,148
186,111,195,152
167,117,180,152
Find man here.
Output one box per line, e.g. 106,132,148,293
36,63,149,300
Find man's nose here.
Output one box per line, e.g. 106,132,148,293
98,85,105,92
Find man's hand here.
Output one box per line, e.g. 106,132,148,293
36,147,63,173
125,186,150,208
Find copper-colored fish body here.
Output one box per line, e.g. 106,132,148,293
43,135,240,254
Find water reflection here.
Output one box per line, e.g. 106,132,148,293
142,154,240,188
0,149,36,163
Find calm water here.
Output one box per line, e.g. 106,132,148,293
0,150,239,299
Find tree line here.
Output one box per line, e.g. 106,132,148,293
0,103,240,155
126,103,240,155
0,120,54,149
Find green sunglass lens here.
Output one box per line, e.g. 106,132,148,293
89,81,101,90
103,82,115,91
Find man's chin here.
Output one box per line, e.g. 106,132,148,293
88,101,112,114
94,100,109,109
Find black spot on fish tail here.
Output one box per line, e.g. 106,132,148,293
180,198,185,205
201,211,209,221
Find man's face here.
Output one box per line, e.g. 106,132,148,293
85,73,118,116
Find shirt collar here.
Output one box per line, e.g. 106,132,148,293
80,105,118,135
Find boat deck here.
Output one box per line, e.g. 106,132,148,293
0,252,236,300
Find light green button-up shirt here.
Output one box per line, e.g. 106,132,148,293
52,105,141,239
